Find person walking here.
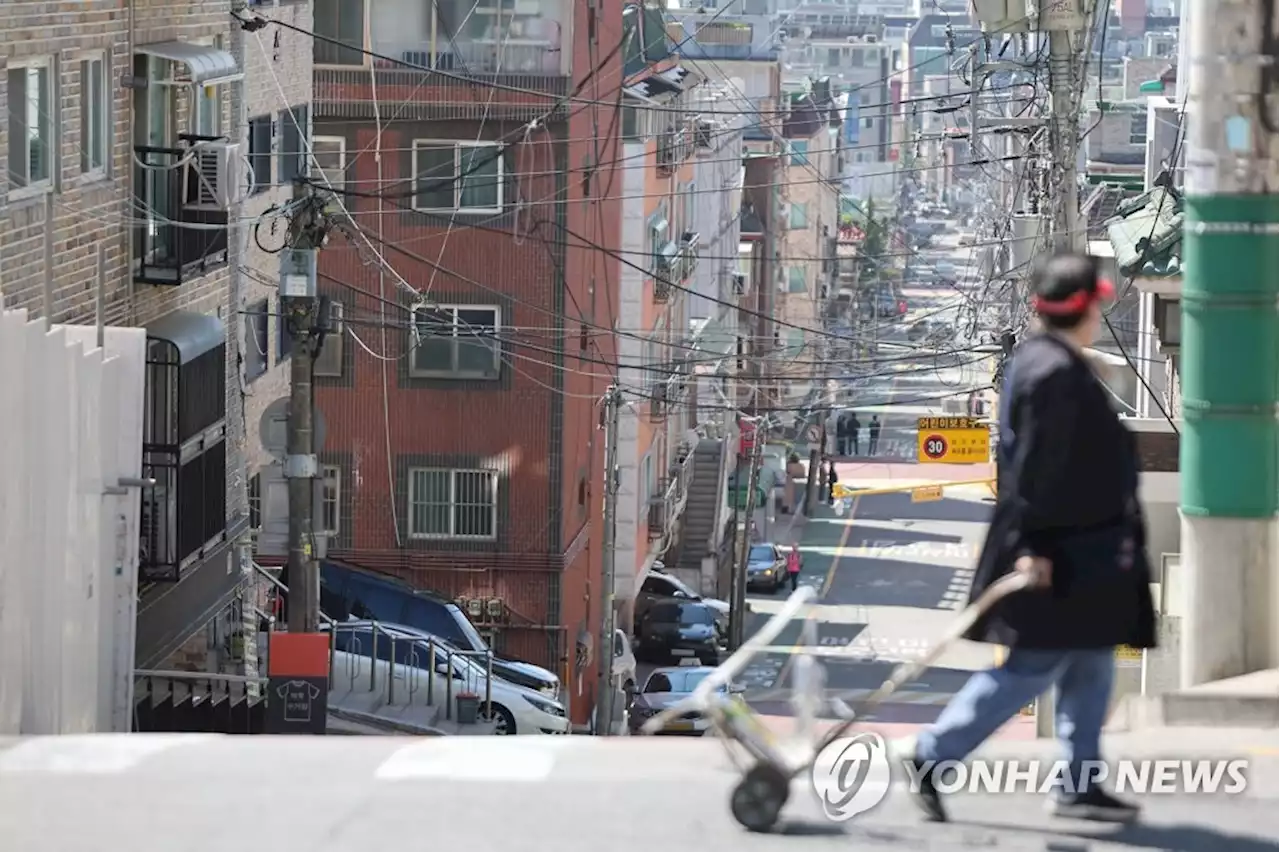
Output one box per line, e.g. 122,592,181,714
836,414,850,457
848,412,862,456
786,543,803,592
825,459,838,505
868,415,882,455
908,252,1156,824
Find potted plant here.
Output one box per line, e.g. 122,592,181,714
455,690,481,725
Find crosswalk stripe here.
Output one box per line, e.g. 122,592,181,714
0,734,214,774
374,736,582,782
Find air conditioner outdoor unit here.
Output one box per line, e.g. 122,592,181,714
183,141,243,210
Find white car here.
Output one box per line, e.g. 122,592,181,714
331,622,570,736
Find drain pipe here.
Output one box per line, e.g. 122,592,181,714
1179,0,1279,685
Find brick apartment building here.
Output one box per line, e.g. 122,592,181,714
308,0,641,717
0,2,263,675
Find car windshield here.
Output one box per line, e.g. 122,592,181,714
676,604,715,625
749,545,775,561
645,669,715,694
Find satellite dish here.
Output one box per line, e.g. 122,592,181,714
258,396,327,461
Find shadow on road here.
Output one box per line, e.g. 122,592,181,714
959,820,1278,852
849,494,993,525
823,553,971,610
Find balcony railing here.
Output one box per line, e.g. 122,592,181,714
133,136,230,287
139,334,229,582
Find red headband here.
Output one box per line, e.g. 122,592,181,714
1033,277,1116,315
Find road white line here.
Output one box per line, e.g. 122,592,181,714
374,736,582,782
0,734,215,774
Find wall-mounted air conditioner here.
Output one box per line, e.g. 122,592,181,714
183,141,243,210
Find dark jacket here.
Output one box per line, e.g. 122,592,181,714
966,334,1157,650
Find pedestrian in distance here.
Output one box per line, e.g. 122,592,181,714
848,411,862,456
786,543,802,592
826,459,838,505
836,414,850,457
908,251,1156,824
868,415,882,455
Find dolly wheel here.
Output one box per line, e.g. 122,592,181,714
730,763,791,832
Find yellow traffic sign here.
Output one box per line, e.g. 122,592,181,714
917,416,990,464
910,485,944,502
832,484,858,498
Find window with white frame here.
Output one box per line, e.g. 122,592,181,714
410,304,501,378
320,465,341,535
311,136,346,190
412,140,503,212
79,54,108,174
407,467,498,540
7,58,53,189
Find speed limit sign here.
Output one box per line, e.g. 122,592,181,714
922,434,948,460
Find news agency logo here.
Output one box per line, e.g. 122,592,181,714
810,732,893,821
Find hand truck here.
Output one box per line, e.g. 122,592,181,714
638,571,1035,832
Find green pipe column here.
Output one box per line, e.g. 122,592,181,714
1180,195,1280,518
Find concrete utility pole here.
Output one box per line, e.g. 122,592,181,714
1047,26,1085,254
595,386,622,734
281,181,329,634
1179,0,1279,685
729,426,765,650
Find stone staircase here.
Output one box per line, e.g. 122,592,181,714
670,440,727,575
1112,669,1279,730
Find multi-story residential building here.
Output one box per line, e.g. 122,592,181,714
612,3,707,631
775,86,839,408
0,3,251,688
653,12,775,601
307,0,632,724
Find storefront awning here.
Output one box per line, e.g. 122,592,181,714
136,41,244,86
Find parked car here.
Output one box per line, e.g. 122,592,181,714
319,561,561,698
627,666,745,735
634,568,730,629
745,543,786,593
328,621,569,735
635,601,723,666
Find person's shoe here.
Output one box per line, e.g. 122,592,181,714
905,755,948,822
1050,788,1140,823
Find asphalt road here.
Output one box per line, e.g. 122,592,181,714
738,262,1002,730
1,731,1274,851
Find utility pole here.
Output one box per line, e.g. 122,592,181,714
729,426,765,650
281,181,329,634
595,386,622,734
1179,0,1278,686
1047,26,1085,254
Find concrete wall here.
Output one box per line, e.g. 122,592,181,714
0,313,146,735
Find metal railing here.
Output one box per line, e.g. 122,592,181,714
329,621,494,723
252,563,494,724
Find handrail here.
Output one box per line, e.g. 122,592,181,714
134,668,267,686
329,621,494,722
253,562,335,627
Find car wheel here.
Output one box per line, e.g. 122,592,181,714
482,702,517,735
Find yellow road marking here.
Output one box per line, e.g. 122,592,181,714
774,495,861,692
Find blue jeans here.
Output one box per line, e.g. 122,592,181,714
915,648,1115,792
